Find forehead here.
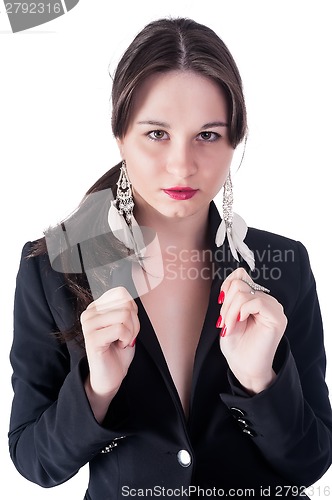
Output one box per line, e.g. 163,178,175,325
129,70,228,125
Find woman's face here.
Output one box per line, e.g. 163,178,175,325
117,70,234,221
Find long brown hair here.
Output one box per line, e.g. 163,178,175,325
31,17,248,344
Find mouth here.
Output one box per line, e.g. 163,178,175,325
163,187,198,200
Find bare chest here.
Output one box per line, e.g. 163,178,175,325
139,269,212,416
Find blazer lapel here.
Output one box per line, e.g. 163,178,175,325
190,202,240,397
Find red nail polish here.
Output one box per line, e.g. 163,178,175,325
220,325,227,337
218,291,225,304
130,338,136,348
216,315,222,328
237,312,241,322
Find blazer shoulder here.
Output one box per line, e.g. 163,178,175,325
246,226,311,273
244,227,315,315
16,241,75,332
247,226,301,250
18,240,65,289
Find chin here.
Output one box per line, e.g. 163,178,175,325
160,201,207,220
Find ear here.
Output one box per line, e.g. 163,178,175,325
116,137,125,159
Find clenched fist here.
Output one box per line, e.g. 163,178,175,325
81,287,140,422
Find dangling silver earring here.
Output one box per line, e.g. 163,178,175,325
115,160,134,225
222,172,234,234
108,160,145,255
215,172,255,270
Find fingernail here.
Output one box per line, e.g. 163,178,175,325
216,315,222,328
218,291,225,304
237,312,241,322
220,325,227,337
130,338,136,348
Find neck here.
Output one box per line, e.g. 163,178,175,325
134,201,211,253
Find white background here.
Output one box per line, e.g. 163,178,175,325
1,0,331,498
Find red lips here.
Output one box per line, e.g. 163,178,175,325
163,187,198,200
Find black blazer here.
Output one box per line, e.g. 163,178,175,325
8,203,332,499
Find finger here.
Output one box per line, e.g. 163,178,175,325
85,322,134,350
130,308,141,338
221,271,271,300
82,307,135,335
224,294,286,339
217,267,251,306
84,306,140,348
88,286,138,313
114,309,141,349
83,309,140,350
82,302,135,326
219,290,252,336
239,295,287,332
218,278,256,329
83,296,137,325
126,308,141,348
219,267,252,296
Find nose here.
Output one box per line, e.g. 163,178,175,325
166,140,197,179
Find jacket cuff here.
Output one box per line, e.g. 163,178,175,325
219,337,301,441
51,355,126,459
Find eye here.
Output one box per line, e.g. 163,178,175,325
147,130,169,141
198,131,221,142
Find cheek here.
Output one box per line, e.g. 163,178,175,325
124,141,166,180
203,148,234,178
123,146,156,189
122,136,158,165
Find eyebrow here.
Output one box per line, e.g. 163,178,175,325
137,120,229,128
201,121,229,129
137,120,171,128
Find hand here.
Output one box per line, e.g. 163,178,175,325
216,268,287,394
81,286,140,421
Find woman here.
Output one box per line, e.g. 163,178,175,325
9,17,332,499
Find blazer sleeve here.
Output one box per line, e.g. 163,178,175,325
8,243,122,487
220,241,332,486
